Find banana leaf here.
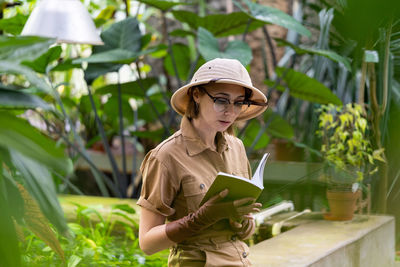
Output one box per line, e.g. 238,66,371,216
265,67,342,105
197,27,252,66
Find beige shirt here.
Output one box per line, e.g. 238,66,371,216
138,116,252,237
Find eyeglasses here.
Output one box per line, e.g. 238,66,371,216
199,86,251,114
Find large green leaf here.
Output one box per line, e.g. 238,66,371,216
275,38,352,71
78,17,155,83
0,36,54,63
0,61,52,94
97,17,141,54
75,49,136,64
198,27,252,66
84,63,122,85
172,10,265,37
164,43,191,81
0,112,72,174
10,150,68,234
95,78,158,97
0,86,52,110
103,95,134,128
1,169,24,224
234,0,311,37
137,93,169,123
0,13,28,35
136,0,188,11
51,58,81,72
263,109,294,139
74,46,160,65
242,120,270,150
22,46,62,74
265,67,342,105
169,29,196,38
0,172,21,267
94,5,116,28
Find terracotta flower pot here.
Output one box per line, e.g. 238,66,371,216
324,190,361,221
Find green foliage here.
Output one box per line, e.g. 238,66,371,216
234,0,311,37
0,171,22,267
0,61,53,94
76,17,165,83
265,67,343,105
20,204,168,266
94,6,117,28
197,27,253,66
0,86,52,110
0,111,72,265
163,43,192,81
0,112,72,173
0,13,28,35
95,78,159,98
22,46,62,74
0,36,55,63
316,104,385,187
77,17,141,83
137,0,188,12
171,10,264,37
275,38,352,71
242,120,270,150
263,109,294,139
137,93,169,123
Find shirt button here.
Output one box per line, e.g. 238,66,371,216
242,252,247,258
200,184,205,190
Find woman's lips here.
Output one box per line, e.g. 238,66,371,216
218,120,231,126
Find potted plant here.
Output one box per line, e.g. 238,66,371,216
316,103,385,220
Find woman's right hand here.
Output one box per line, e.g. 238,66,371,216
198,189,261,223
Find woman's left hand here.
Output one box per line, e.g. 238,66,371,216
229,214,255,240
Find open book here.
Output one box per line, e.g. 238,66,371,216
199,153,270,205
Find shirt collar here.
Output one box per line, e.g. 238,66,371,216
180,116,229,156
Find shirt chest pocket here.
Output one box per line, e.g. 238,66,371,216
181,179,208,213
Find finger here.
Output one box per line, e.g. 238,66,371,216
254,202,262,208
241,218,249,228
242,214,254,220
229,219,243,230
207,188,229,204
236,206,260,215
233,197,255,207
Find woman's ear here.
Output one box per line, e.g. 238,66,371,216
192,87,201,103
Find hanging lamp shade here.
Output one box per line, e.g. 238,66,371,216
21,0,103,45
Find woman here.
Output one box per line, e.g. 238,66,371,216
138,58,268,266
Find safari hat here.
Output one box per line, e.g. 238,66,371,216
170,58,268,121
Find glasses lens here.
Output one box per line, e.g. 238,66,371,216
213,98,228,113
212,97,250,114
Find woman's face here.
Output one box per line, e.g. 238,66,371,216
193,83,246,133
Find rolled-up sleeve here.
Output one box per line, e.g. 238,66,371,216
137,151,178,217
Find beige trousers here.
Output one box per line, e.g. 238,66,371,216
168,235,251,267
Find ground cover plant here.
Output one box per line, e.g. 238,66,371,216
20,203,168,266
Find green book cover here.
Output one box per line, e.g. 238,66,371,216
200,153,270,205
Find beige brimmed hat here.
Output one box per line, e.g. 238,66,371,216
171,58,268,121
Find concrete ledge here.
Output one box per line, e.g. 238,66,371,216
250,215,395,267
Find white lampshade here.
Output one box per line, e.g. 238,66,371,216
21,0,103,45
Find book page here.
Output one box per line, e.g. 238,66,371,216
252,153,270,188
